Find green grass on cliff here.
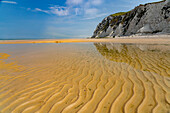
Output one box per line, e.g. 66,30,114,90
110,11,131,17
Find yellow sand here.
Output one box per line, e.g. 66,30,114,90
0,42,170,113
0,38,170,44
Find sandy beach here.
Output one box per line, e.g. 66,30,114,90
0,39,170,113
0,35,170,45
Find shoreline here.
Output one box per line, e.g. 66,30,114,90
0,35,170,44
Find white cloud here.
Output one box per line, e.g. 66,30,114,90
49,6,69,16
66,0,83,5
1,1,17,4
91,0,103,5
35,8,49,13
85,8,98,15
27,6,69,16
84,0,103,8
27,8,31,11
26,0,104,17
75,8,80,15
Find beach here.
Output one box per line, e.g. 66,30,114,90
0,38,170,113
0,35,170,44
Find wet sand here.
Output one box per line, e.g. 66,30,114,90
0,37,170,44
0,42,170,113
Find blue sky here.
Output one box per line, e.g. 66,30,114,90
0,0,160,39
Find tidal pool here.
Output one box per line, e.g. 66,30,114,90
0,43,169,113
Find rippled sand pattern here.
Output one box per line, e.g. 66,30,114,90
0,43,170,113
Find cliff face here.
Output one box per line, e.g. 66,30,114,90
92,0,170,38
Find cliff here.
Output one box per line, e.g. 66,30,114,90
92,0,170,38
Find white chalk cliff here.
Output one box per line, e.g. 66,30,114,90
92,0,170,38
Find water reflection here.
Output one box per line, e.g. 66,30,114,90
94,43,170,77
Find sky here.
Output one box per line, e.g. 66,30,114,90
0,0,161,39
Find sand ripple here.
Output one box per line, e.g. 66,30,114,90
0,43,170,113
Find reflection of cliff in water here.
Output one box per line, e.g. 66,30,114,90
94,43,170,77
